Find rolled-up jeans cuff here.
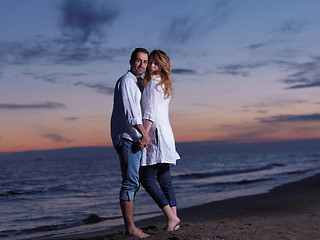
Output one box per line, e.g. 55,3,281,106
169,200,177,207
120,190,136,201
158,199,170,209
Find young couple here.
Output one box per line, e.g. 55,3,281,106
110,48,180,238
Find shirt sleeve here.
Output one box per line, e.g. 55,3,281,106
143,79,161,122
121,78,143,126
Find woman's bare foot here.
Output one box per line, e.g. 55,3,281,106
174,224,180,231
167,217,180,231
127,227,149,238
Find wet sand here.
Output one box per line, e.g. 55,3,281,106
44,174,320,240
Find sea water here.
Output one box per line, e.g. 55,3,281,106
1,150,320,240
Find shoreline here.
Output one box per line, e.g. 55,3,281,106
43,173,320,240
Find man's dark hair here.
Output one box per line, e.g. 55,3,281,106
130,48,149,64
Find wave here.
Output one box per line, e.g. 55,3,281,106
0,189,45,198
281,170,310,175
0,214,115,238
196,178,272,188
176,163,285,179
0,210,161,238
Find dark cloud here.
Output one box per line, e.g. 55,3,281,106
217,62,268,77
42,133,74,143
245,19,307,52
217,64,249,77
0,38,51,65
242,99,305,114
74,81,113,95
256,113,320,124
163,0,233,45
245,43,268,50
285,80,320,89
164,16,198,45
64,117,79,121
59,0,120,44
0,102,66,110
243,99,305,109
0,1,123,66
172,68,196,74
270,19,306,36
279,57,320,89
0,36,129,66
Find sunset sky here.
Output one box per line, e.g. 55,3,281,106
1,0,320,153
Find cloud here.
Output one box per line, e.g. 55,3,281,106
256,113,320,124
243,99,305,109
245,43,268,50
0,102,66,110
164,16,199,45
0,36,129,66
279,56,320,89
245,19,307,52
270,19,306,36
217,62,268,77
74,81,114,95
42,133,74,143
172,68,196,75
58,0,120,44
163,0,233,45
0,1,124,66
64,117,79,121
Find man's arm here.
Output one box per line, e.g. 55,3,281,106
134,124,151,148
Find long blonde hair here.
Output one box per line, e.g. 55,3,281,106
144,50,173,99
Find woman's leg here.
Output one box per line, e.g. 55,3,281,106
157,164,176,208
140,164,180,231
157,164,180,231
140,165,170,209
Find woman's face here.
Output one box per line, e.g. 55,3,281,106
148,55,160,73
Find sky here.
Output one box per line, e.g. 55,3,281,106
1,0,320,153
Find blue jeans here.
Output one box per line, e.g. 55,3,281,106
115,138,142,201
140,163,176,209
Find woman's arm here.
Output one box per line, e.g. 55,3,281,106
144,119,153,133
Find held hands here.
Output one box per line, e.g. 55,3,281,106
139,134,151,149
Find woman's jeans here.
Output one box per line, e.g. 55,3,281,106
115,138,141,201
140,163,176,209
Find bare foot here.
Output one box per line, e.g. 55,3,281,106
127,227,149,238
174,224,180,231
167,217,180,231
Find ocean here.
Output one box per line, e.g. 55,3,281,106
1,146,320,240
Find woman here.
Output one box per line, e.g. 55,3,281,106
140,50,181,231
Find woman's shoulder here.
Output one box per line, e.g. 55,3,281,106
151,75,161,82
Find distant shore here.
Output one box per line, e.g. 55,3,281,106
43,173,320,240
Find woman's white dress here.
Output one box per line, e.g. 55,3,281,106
141,75,180,166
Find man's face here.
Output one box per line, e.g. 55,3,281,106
130,52,148,78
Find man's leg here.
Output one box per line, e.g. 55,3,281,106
120,200,148,238
116,139,148,238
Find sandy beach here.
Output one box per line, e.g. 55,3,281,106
44,173,320,240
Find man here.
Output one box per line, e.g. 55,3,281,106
110,48,151,238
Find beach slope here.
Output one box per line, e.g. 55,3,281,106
45,174,320,240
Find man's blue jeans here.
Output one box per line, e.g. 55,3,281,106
140,163,177,209
115,138,142,201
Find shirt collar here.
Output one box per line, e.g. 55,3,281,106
128,70,138,82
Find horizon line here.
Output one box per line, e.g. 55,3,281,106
2,137,320,155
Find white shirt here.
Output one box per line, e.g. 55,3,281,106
110,71,143,146
141,75,180,166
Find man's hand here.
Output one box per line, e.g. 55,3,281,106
134,124,151,149
139,134,151,149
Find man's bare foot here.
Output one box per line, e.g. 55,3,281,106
167,217,180,231
127,227,149,238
